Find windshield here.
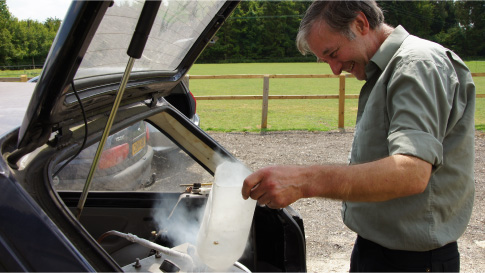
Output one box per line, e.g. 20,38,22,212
75,0,224,79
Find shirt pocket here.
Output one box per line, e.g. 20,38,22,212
351,107,389,164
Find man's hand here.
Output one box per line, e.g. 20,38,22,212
242,165,308,209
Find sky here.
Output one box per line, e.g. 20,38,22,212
6,0,71,22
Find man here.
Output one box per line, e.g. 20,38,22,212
242,1,475,271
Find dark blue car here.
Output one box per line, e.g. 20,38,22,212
0,1,306,272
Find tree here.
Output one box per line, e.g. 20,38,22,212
198,1,311,63
199,0,485,63
455,1,485,57
378,1,436,38
258,1,305,59
44,17,61,32
2,0,484,66
0,1,61,67
0,0,14,65
0,0,9,20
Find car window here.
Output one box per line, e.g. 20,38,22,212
145,123,213,192
75,0,225,79
53,122,213,193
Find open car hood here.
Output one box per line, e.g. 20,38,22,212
15,0,237,159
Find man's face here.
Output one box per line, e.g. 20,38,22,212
307,19,370,81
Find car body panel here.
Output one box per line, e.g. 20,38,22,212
0,171,94,272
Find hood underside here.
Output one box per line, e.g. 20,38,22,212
13,0,238,164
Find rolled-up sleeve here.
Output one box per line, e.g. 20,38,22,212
388,130,443,167
386,56,454,168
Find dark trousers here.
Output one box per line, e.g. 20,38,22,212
350,236,460,272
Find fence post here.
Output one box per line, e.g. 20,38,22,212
261,75,270,130
20,75,28,82
184,74,189,89
338,74,345,130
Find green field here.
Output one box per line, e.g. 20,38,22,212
1,62,484,132
0,69,42,79
188,62,485,132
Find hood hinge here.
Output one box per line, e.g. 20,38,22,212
49,127,73,149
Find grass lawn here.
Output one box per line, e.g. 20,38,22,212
2,62,484,132
0,69,42,78
188,62,485,132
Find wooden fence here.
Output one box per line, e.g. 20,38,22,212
0,75,29,82
189,73,485,130
3,73,484,130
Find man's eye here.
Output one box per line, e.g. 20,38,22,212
330,50,338,58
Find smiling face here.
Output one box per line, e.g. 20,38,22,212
306,12,374,81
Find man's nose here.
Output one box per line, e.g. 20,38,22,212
328,60,342,75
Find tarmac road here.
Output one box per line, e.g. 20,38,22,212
0,82,36,135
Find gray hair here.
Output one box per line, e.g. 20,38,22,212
296,0,385,55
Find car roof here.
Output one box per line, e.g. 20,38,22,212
15,0,238,161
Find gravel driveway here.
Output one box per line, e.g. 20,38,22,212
208,130,485,272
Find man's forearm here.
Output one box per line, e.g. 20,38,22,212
306,154,432,202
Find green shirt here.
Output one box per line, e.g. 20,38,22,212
342,26,476,251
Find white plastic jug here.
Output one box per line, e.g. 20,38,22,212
196,161,256,271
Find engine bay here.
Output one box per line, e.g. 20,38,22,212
60,181,305,272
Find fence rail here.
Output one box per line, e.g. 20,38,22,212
188,73,485,130
0,75,31,82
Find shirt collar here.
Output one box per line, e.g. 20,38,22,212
365,25,409,79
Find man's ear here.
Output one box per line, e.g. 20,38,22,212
353,11,370,35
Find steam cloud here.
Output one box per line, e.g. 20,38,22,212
152,196,206,247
